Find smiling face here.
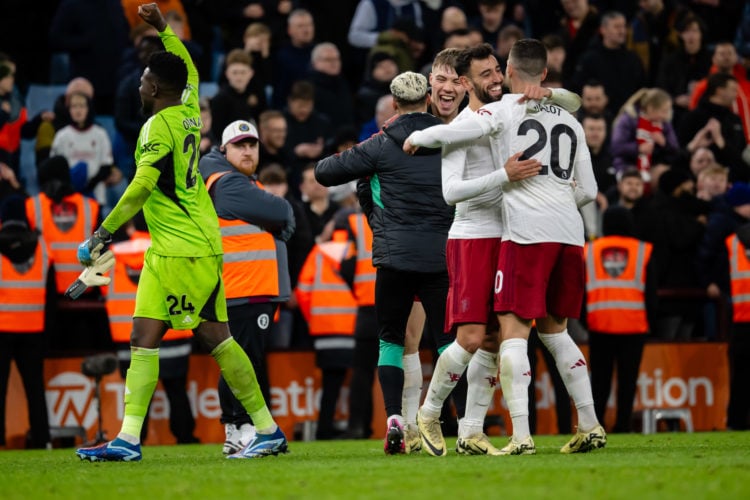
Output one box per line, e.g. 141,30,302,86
464,55,504,106
429,63,465,121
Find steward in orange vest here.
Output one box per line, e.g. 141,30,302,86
584,206,656,433
331,208,379,438
296,226,357,440
0,196,52,448
724,224,750,430
199,121,295,453
106,223,198,443
25,156,100,294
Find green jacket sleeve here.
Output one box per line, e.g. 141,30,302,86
159,24,199,111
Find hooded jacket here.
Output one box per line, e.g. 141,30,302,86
315,112,453,273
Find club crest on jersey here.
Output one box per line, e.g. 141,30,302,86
602,247,628,278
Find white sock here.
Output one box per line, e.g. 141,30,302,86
460,348,499,438
420,342,472,419
538,330,599,431
401,353,422,427
499,338,531,440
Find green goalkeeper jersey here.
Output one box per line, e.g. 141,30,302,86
132,25,221,257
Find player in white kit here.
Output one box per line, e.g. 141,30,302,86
415,43,584,456
406,39,606,455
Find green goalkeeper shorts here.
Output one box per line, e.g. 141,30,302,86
134,249,228,329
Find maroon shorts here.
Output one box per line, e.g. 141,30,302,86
493,241,584,320
445,237,502,332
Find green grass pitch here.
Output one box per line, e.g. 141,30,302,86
1,432,749,499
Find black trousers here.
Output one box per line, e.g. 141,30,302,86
117,339,197,443
375,267,454,417
347,305,378,437
727,324,750,430
220,302,274,425
0,332,50,448
589,331,647,433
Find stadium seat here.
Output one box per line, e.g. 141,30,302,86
49,52,71,85
95,115,117,144
18,139,39,196
199,82,219,99
25,84,67,117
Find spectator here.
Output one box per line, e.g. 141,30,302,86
0,57,27,176
583,113,615,197
299,162,339,240
610,88,681,181
689,41,750,144
348,0,426,50
471,0,510,49
655,15,711,130
577,80,614,131
638,168,709,340
272,9,315,108
356,52,399,127
198,97,217,156
257,110,291,174
49,0,130,115
696,164,730,203
309,43,355,130
50,93,126,212
626,0,679,84
496,24,524,71
557,0,601,82
612,167,646,213
689,147,717,178
359,94,396,142
543,33,567,74
114,35,164,179
570,11,646,116
283,81,331,189
0,195,52,449
243,22,273,93
210,49,268,139
679,73,749,182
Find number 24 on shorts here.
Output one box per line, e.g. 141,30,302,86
167,294,196,316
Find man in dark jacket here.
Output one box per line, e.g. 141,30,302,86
198,120,295,455
315,71,454,455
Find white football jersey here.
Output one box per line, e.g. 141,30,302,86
410,93,597,246
443,106,504,239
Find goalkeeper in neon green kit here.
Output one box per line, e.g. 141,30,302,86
75,3,287,461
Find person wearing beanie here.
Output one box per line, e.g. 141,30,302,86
584,206,657,433
315,70,456,455
0,195,52,449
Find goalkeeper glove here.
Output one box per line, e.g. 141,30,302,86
65,250,116,300
77,227,112,266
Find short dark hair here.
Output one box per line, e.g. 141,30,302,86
508,38,547,78
706,72,737,97
147,51,188,94
454,43,495,77
289,80,315,101
620,167,643,182
258,163,287,185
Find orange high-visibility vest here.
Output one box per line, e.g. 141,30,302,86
348,212,375,306
106,232,191,343
585,236,652,334
26,192,98,293
206,171,279,299
295,244,357,336
0,234,50,332
726,233,750,322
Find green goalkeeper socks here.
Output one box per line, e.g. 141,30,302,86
121,347,160,440
212,337,275,431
